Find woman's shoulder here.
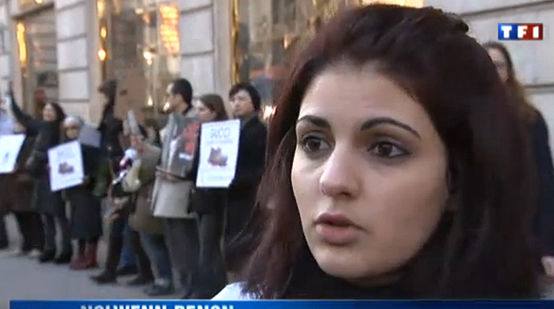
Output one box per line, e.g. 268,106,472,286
212,283,257,300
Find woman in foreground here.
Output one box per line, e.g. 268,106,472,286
216,4,539,299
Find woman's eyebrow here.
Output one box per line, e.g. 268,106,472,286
296,115,330,129
360,117,421,139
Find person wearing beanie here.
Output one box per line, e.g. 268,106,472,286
225,83,267,273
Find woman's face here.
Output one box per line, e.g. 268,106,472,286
230,89,255,118
291,64,448,285
196,101,217,123
43,104,57,122
487,48,509,84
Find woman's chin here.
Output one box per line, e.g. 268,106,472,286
314,249,398,288
314,249,368,280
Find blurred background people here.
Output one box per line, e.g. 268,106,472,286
225,83,267,273
0,120,42,256
124,129,173,295
97,79,124,170
485,42,554,277
189,94,229,298
61,116,109,270
151,78,199,298
9,88,70,264
0,96,14,249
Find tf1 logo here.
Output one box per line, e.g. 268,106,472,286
498,23,543,40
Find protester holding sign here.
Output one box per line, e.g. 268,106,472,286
188,94,229,298
0,121,43,256
60,116,109,270
9,89,71,264
0,97,13,248
151,78,200,298
484,42,554,278
224,83,267,273
0,99,18,250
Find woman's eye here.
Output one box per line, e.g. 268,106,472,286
300,135,330,155
369,141,408,158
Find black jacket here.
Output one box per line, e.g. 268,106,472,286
530,110,554,256
98,104,123,162
229,116,267,195
64,144,104,239
10,95,62,176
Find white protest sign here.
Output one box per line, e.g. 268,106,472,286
48,141,84,191
196,119,241,188
0,134,25,173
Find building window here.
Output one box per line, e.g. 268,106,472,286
233,0,424,118
103,0,180,114
16,8,58,117
18,0,54,11
233,0,357,105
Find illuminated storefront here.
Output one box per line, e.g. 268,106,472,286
100,0,181,114
231,0,424,119
14,0,57,117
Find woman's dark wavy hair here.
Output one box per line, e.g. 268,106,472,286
242,4,538,299
198,94,229,121
46,102,66,123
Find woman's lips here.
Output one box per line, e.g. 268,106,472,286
314,213,361,245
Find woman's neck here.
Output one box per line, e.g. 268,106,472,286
345,271,402,289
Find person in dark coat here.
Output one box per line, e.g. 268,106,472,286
97,79,124,169
485,42,554,275
91,79,139,283
9,89,71,264
61,116,109,270
188,94,229,298
225,83,267,273
0,120,43,255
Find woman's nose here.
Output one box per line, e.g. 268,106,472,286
319,147,360,199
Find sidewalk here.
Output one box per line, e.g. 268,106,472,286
0,214,177,307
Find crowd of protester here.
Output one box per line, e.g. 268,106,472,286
1,4,554,300
0,75,266,299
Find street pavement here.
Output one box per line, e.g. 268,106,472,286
0,214,178,307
